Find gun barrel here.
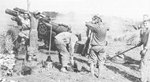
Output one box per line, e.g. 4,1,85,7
13,7,27,14
40,17,51,23
5,9,18,16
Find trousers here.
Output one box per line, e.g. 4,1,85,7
55,39,71,67
141,49,150,82
89,45,106,65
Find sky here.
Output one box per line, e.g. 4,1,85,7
0,0,150,33
29,0,150,19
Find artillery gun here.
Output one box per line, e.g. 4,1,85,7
13,7,27,14
37,19,71,50
5,9,18,17
5,8,31,60
5,7,71,50
5,7,29,17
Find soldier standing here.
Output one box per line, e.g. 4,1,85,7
85,15,109,78
137,17,150,82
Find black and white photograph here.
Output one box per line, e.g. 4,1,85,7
0,0,150,82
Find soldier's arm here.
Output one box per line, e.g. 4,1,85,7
85,22,97,32
137,30,143,47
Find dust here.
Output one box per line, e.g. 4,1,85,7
54,12,92,35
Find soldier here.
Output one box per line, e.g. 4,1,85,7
137,18,150,82
54,32,78,72
85,15,109,77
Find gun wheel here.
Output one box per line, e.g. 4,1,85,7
38,24,48,35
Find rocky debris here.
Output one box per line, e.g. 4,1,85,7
0,53,15,76
21,66,32,76
0,77,18,82
0,34,6,53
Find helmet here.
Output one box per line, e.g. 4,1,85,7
92,15,102,22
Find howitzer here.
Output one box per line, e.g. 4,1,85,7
13,7,27,14
13,7,43,19
40,17,51,23
5,9,18,17
6,7,49,21
37,21,71,50
5,8,28,17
